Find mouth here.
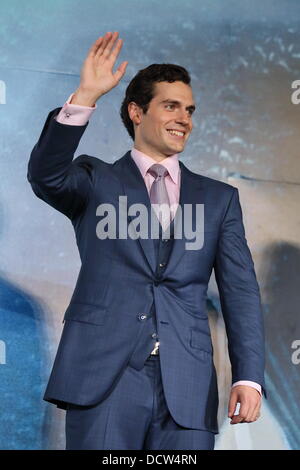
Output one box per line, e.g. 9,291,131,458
166,129,186,140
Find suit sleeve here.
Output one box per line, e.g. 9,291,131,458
213,187,267,398
27,107,95,220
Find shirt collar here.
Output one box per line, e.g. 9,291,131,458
130,147,180,185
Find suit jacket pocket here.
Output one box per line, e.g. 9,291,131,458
190,327,213,357
63,302,108,325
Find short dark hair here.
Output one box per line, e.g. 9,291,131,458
120,63,191,140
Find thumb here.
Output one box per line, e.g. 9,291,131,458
113,61,128,83
228,391,238,418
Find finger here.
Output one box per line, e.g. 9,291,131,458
113,61,128,82
90,32,112,58
239,401,251,423
244,396,261,422
102,31,119,58
249,402,261,422
244,406,256,423
228,394,238,418
109,38,124,63
231,402,250,424
88,36,104,57
245,392,261,422
95,31,113,59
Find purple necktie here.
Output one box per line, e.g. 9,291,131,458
148,163,171,231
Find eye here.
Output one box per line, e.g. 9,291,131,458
165,104,175,110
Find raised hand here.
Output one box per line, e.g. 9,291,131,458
71,31,128,106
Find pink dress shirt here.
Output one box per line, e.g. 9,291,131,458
55,92,262,396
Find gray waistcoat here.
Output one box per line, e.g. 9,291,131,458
128,216,175,370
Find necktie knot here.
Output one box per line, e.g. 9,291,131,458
148,163,169,180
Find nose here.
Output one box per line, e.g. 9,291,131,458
175,109,191,126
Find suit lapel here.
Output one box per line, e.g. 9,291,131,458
163,160,204,277
115,151,157,273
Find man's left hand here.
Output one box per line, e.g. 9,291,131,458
228,385,261,424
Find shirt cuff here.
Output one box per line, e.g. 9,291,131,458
55,93,97,126
232,381,262,396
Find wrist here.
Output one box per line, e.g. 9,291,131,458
70,88,100,107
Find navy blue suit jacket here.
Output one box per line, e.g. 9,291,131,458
27,108,266,433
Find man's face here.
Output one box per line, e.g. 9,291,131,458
129,81,195,161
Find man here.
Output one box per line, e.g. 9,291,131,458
28,31,266,450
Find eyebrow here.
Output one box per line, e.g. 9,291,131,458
160,99,196,112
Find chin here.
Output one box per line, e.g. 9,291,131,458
172,144,185,153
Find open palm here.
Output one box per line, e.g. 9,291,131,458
78,31,128,100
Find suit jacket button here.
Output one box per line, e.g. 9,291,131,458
138,313,147,321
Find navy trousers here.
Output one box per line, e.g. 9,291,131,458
65,355,215,450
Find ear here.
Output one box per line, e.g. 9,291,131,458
128,102,142,125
